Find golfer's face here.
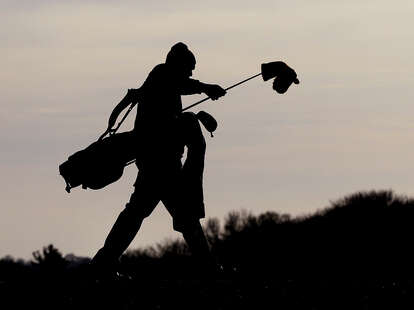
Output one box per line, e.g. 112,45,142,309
181,61,195,78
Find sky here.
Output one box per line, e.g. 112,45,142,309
1,0,414,259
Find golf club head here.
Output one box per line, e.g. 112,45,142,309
196,111,218,135
261,61,299,94
261,61,286,81
273,74,300,94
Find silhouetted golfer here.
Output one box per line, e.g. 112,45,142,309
91,42,226,279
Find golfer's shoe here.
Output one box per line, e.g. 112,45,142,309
92,269,132,284
87,260,132,284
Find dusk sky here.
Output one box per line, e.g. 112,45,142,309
1,0,414,259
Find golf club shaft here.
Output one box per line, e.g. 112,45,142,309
181,72,261,111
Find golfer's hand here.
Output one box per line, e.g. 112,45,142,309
205,84,226,100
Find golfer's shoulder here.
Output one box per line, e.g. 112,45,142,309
144,63,170,85
149,63,168,77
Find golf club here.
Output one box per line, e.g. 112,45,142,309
182,61,299,111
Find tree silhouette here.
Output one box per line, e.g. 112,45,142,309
32,244,67,275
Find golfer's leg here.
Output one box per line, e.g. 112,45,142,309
161,160,215,271
93,181,159,267
181,221,210,258
164,194,215,270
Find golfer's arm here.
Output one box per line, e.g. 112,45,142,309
179,78,205,95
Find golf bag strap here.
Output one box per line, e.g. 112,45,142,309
112,101,137,134
98,101,137,141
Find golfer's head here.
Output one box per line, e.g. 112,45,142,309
166,42,196,79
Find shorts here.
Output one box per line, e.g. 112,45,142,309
129,164,205,232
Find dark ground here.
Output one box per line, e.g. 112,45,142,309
2,274,414,310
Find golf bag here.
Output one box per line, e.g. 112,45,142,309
59,131,136,193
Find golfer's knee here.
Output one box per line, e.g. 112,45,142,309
180,220,203,236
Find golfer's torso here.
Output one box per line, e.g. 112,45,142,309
133,67,183,164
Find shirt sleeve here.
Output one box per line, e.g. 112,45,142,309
179,78,204,95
